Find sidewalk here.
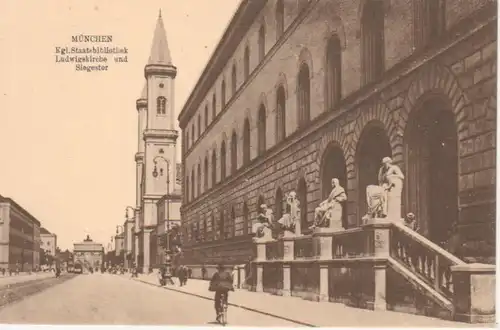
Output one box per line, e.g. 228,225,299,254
0,272,55,287
127,273,487,328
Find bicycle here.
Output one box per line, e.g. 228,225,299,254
217,292,228,326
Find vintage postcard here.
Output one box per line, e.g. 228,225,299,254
0,0,497,328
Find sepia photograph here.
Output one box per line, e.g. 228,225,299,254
0,0,497,327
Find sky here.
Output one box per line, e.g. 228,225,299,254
0,0,240,250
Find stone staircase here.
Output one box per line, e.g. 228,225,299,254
245,219,495,324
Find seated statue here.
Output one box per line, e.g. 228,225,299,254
252,204,274,241
364,184,387,220
277,191,301,236
363,157,405,223
311,178,347,230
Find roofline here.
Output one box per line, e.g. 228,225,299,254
0,195,42,227
178,0,265,126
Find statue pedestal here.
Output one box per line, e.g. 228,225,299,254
451,263,496,323
312,228,336,259
254,240,267,261
361,219,392,310
311,228,335,302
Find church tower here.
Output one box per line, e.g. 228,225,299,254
133,83,147,267
140,10,178,273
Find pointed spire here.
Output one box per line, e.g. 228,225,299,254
147,9,173,66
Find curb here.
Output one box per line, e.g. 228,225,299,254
133,277,316,327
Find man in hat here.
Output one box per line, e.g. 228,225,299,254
209,263,234,323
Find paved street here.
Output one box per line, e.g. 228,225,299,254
0,273,301,326
0,272,492,327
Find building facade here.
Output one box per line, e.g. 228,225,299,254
0,195,42,271
123,209,135,268
114,231,124,265
73,235,104,271
132,12,182,272
40,227,57,256
179,0,496,265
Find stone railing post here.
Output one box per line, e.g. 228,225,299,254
451,263,496,323
312,228,334,302
238,264,246,289
254,241,266,292
282,236,294,297
362,219,392,311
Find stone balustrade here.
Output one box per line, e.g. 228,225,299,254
250,219,495,323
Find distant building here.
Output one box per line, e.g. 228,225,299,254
114,232,124,261
0,195,42,271
40,227,57,256
73,235,104,271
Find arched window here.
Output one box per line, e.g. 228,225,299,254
198,113,201,137
191,123,195,143
243,202,249,235
297,63,311,127
210,214,215,240
276,85,286,143
205,105,209,129
244,46,250,79
257,105,266,156
231,131,238,174
195,221,200,242
191,168,195,200
204,157,209,191
203,216,207,241
231,207,236,238
297,178,308,234
243,118,251,165
276,0,284,39
186,175,190,202
220,140,226,181
212,94,217,120
221,80,226,108
219,210,225,240
157,96,166,115
197,163,201,195
211,150,217,186
326,35,342,111
258,25,266,62
232,64,237,95
361,0,385,85
275,187,283,221
413,0,446,49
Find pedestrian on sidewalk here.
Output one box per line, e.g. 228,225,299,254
201,264,207,280
178,265,187,286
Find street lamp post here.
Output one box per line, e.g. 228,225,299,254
152,156,171,259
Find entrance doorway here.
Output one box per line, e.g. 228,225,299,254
405,98,458,244
356,123,392,220
320,144,348,228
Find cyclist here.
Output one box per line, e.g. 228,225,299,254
209,263,234,323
